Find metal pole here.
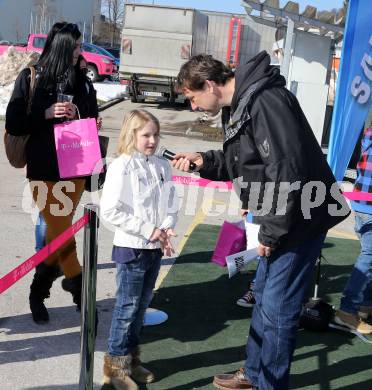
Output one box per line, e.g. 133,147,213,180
91,17,94,44
281,18,295,88
313,256,322,300
29,12,33,35
79,204,99,390
83,21,86,43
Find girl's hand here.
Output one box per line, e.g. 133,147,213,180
161,229,176,257
162,240,175,257
149,228,167,243
165,228,176,238
149,228,176,256
161,237,175,257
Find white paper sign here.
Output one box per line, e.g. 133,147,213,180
225,219,260,278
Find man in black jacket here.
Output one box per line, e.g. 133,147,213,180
172,52,350,390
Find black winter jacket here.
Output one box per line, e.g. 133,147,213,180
199,51,350,250
5,67,98,181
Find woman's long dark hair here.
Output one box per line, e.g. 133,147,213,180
37,22,81,90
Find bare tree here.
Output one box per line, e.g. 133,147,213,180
32,0,56,34
102,0,125,47
13,17,23,43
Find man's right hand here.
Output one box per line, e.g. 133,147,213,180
171,152,204,172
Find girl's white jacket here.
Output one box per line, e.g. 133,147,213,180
100,152,178,249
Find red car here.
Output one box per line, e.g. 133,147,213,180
0,34,116,82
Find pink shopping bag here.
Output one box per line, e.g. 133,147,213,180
211,221,247,267
54,118,103,178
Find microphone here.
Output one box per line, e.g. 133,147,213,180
157,146,197,170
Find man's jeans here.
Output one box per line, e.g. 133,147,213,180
340,212,372,314
108,249,162,356
245,233,325,390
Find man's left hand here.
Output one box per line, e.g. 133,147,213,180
257,244,275,257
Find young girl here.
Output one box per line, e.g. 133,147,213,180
100,109,178,389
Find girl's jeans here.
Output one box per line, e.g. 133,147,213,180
108,249,162,356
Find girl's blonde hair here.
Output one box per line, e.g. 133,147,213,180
117,109,160,155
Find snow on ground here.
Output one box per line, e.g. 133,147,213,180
93,80,128,102
0,83,14,116
0,80,128,116
0,48,126,116
0,48,39,116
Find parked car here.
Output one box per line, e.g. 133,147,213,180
0,34,116,82
83,42,119,67
103,47,120,59
0,33,46,55
80,42,116,82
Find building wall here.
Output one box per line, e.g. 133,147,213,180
94,15,121,47
0,0,101,43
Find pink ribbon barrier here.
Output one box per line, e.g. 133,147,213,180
172,175,233,189
172,175,371,201
342,191,372,202
0,214,89,295
1,179,369,295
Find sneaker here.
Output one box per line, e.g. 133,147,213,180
237,289,255,308
334,310,372,334
213,368,253,390
358,306,372,320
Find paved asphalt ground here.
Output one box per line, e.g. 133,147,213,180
0,100,356,389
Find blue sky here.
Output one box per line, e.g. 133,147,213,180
149,0,344,13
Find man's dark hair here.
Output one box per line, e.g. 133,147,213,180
176,54,234,91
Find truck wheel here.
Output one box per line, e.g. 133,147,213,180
86,64,99,82
130,85,138,103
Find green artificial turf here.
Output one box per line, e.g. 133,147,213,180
136,226,372,390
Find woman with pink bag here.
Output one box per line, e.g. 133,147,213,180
5,22,98,324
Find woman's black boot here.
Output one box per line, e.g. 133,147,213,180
29,263,61,324
61,273,82,311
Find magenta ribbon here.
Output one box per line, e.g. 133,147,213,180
0,214,89,294
172,175,371,201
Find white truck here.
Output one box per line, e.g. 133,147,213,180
119,3,208,103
